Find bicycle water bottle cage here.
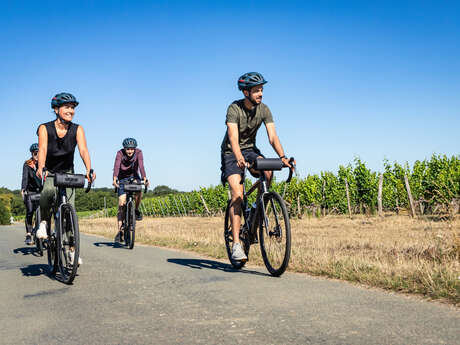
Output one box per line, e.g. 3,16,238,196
124,183,143,192
253,158,284,171
54,173,86,188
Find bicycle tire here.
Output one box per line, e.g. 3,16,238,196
56,204,80,284
44,214,57,276
259,192,291,277
224,200,250,269
128,201,136,249
34,208,43,256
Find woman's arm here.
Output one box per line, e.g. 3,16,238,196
113,151,121,187
21,164,28,195
37,125,48,179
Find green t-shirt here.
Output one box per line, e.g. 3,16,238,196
221,100,274,154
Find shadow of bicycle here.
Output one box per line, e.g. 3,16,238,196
167,258,268,276
20,264,50,277
13,246,38,256
93,242,125,249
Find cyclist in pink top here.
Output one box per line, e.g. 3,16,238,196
113,138,149,242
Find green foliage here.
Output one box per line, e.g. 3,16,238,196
151,185,179,196
5,155,459,218
0,194,12,225
75,188,118,211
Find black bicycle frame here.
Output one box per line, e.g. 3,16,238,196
241,158,295,237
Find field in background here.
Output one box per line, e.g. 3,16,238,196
80,214,460,305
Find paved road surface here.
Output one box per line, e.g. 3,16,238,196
1,224,458,345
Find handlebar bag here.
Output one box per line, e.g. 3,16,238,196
54,173,86,188
253,158,284,171
124,183,143,192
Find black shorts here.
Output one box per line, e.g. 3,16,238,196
220,148,265,185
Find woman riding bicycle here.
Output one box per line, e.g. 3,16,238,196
36,92,96,265
21,143,42,245
113,137,149,242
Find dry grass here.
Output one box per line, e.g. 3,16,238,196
80,214,460,305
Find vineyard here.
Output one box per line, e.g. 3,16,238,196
96,154,459,219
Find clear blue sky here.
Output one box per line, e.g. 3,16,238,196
1,1,459,191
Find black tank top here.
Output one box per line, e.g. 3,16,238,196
39,121,78,172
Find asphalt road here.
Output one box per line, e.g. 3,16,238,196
1,224,458,345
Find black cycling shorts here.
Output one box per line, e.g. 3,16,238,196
220,148,265,185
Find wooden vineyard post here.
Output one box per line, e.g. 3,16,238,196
404,175,416,218
322,180,326,217
394,187,399,214
227,189,231,201
345,178,352,218
199,193,211,216
378,174,383,217
185,195,194,216
163,200,170,216
157,200,164,217
140,202,147,217
297,195,302,219
173,197,182,217
179,196,187,215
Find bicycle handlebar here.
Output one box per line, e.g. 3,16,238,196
285,157,297,184
85,169,94,193
42,168,95,193
114,178,148,194
242,157,297,184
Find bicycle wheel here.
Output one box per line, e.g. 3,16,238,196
34,208,43,256
127,201,136,250
47,217,58,275
259,192,291,277
56,204,80,284
224,200,250,269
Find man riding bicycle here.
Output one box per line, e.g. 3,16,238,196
21,143,42,245
113,138,149,242
36,92,96,265
221,72,293,261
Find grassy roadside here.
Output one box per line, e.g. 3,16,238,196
79,215,460,305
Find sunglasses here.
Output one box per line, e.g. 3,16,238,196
32,151,39,156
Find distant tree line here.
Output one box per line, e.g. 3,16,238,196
0,184,180,224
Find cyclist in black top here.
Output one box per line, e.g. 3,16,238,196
35,93,95,265
21,143,42,245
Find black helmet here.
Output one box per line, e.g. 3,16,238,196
237,72,267,91
123,138,137,148
29,143,39,153
51,92,79,109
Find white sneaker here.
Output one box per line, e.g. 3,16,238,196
68,250,83,266
36,221,48,239
231,243,247,261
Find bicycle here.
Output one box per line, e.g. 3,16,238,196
224,157,296,277
44,169,93,284
27,192,43,256
115,178,147,250
24,191,43,255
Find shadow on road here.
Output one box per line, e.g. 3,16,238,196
93,242,125,249
20,264,50,277
13,246,38,256
167,258,268,276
